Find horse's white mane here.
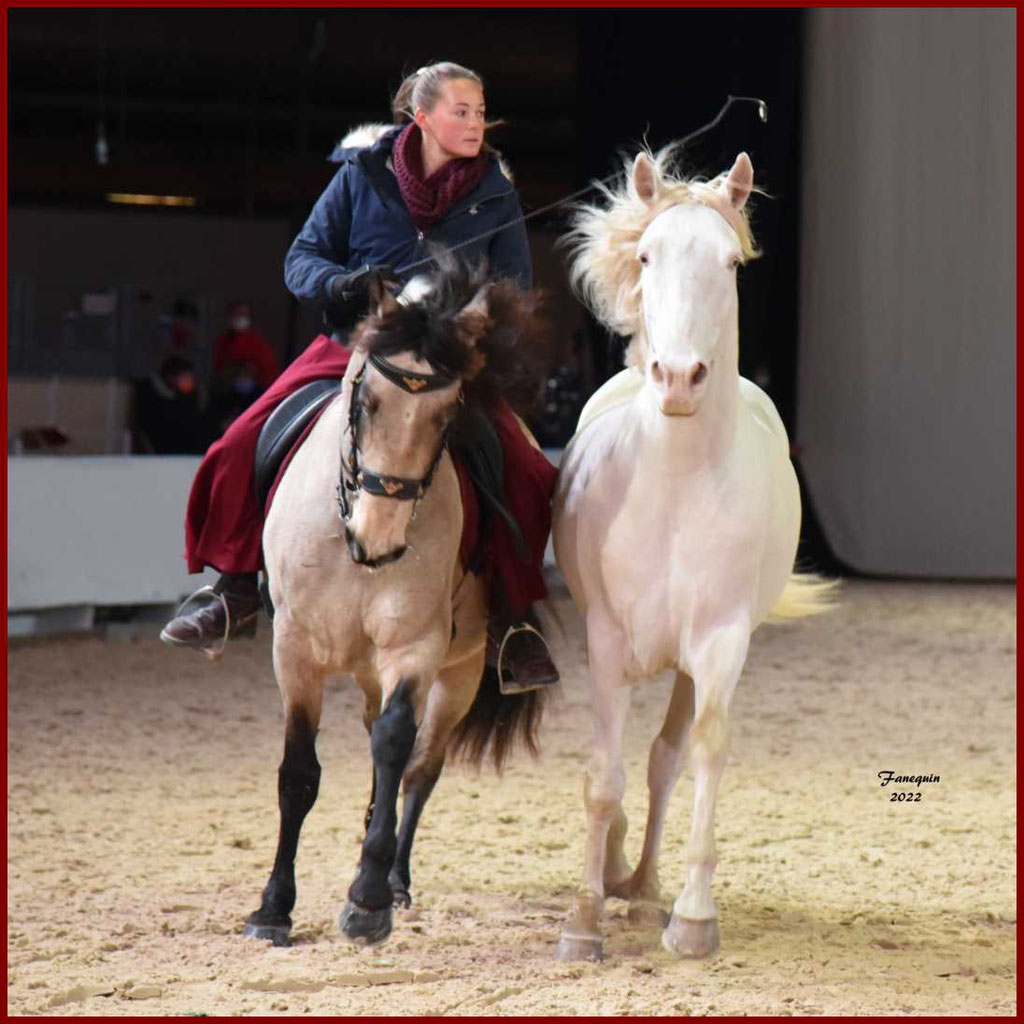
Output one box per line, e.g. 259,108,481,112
336,122,514,182
564,147,759,368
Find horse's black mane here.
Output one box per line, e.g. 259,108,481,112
358,250,550,421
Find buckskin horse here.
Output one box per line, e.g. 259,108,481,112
244,258,549,947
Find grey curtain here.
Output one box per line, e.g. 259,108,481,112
797,9,1015,577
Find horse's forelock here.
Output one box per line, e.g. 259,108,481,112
357,256,548,416
565,146,759,342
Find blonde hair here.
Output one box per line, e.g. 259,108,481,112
391,62,484,124
564,145,760,366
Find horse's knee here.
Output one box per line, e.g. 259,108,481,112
279,711,321,812
278,760,320,813
370,678,418,771
689,704,729,763
584,763,625,820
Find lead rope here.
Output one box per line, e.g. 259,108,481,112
393,95,768,278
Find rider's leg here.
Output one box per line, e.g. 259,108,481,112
485,400,561,691
162,335,353,651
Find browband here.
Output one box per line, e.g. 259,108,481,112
368,352,456,394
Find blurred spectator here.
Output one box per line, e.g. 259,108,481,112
531,365,586,448
169,296,201,355
209,300,280,431
133,354,213,454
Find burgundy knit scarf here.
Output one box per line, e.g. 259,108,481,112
392,123,489,231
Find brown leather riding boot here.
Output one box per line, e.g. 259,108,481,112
160,572,261,650
487,606,560,694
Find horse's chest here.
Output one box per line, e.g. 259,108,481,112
599,472,758,668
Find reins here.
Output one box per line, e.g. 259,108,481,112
393,95,768,278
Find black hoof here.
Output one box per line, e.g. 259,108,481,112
243,921,292,947
338,900,393,945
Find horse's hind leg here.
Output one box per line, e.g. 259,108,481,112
607,671,694,926
663,622,749,959
339,676,420,945
558,614,631,961
389,650,483,907
244,632,325,946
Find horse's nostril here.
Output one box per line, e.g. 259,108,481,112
651,360,663,383
691,363,708,387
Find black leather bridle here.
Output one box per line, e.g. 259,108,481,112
336,351,460,568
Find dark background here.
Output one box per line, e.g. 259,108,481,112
8,7,804,429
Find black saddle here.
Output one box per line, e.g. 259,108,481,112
254,378,340,512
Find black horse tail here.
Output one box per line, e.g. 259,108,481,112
446,664,547,772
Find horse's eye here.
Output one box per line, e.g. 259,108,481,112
638,253,649,266
728,256,741,271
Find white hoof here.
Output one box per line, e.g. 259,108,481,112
662,914,719,958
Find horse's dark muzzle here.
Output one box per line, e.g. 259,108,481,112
344,527,407,569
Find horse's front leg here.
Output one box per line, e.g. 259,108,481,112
607,669,694,927
663,621,749,958
389,646,485,907
339,674,422,945
244,625,325,946
558,613,631,961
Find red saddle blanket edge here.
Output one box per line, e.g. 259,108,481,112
263,403,480,571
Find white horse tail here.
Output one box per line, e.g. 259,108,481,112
766,572,840,623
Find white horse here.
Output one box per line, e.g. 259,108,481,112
553,149,834,959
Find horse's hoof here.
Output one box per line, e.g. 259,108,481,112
338,900,393,946
556,932,604,961
662,915,719,958
628,900,670,927
243,921,292,947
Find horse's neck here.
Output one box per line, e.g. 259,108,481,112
631,343,740,474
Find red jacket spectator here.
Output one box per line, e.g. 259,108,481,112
212,303,280,389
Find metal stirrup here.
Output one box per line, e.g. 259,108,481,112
496,620,551,695
169,583,232,662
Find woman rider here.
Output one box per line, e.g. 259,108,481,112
161,61,559,691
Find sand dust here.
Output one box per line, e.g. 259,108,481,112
7,579,1016,1016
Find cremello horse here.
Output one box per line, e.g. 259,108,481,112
553,149,834,959
245,259,547,948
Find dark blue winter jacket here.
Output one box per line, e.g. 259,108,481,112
284,126,532,304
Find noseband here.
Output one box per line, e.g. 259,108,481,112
336,351,459,568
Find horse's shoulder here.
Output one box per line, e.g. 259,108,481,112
558,404,631,506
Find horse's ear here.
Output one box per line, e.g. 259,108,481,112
720,152,754,210
454,283,493,349
632,152,660,205
368,273,400,318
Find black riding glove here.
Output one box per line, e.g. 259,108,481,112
326,264,396,304
323,265,397,332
